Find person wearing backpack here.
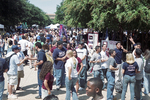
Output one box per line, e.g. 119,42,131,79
0,57,8,100
121,53,139,100
143,49,150,95
6,45,28,99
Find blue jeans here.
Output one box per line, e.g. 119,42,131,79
55,67,65,86
144,73,150,95
0,81,4,100
38,69,43,97
121,75,136,100
79,66,87,88
65,77,78,100
135,79,142,100
93,69,105,89
107,71,115,100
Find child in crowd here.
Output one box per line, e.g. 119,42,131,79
39,61,54,99
86,78,105,100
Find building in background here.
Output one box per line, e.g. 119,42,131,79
47,14,56,20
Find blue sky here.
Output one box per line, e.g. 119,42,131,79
29,0,63,14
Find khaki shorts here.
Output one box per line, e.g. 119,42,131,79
18,70,24,78
7,74,18,85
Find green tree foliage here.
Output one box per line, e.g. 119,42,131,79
0,0,52,28
61,0,150,31
54,2,66,24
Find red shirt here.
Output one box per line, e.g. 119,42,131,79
51,46,56,53
42,72,54,90
76,57,82,72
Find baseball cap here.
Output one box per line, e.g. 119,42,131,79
37,36,40,40
18,47,21,50
46,37,50,40
57,41,63,45
12,45,19,51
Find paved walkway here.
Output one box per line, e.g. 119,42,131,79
2,65,150,100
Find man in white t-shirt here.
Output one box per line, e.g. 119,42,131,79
100,44,108,89
76,42,87,90
16,47,25,90
6,45,27,99
18,35,28,65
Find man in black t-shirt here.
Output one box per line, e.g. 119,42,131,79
29,42,47,99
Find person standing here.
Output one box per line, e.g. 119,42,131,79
107,49,119,100
39,61,54,99
86,78,105,100
0,57,8,100
76,42,87,90
134,48,144,100
100,44,109,89
0,35,4,57
6,45,27,99
18,35,28,65
143,49,150,95
53,41,67,90
121,53,139,100
114,42,128,83
16,47,25,90
29,42,47,99
65,50,78,100
90,46,104,89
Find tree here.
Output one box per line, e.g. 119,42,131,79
0,0,52,28
62,0,150,31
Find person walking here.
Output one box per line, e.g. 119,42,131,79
121,53,139,100
65,50,78,100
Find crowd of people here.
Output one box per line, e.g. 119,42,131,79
0,29,150,100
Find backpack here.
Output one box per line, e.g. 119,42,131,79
5,53,16,69
144,57,150,73
115,79,123,93
45,52,54,64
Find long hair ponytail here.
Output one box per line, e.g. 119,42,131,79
66,50,76,65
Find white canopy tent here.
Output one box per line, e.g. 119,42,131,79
45,24,60,29
32,24,39,28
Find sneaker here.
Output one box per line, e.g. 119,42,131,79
79,87,84,91
56,85,60,90
35,95,41,99
8,94,17,99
